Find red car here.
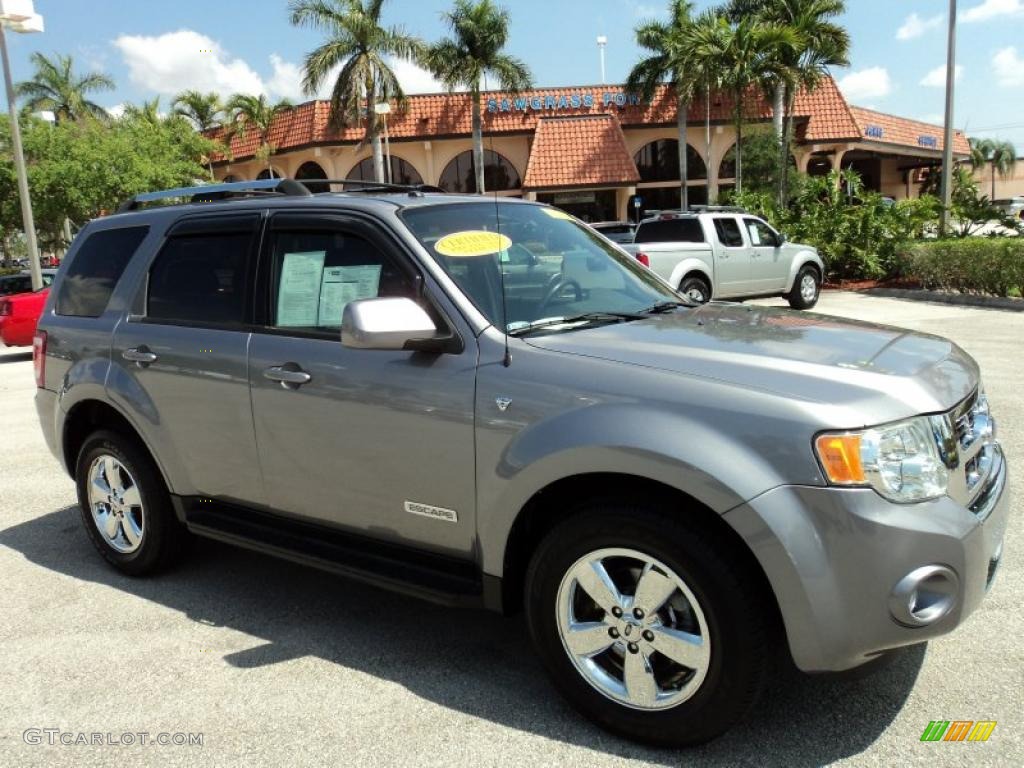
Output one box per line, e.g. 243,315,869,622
0,287,49,347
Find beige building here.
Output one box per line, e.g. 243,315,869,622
211,77,971,222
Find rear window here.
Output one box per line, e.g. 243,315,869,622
56,227,149,317
634,218,705,244
1,275,32,295
713,218,745,248
594,224,634,235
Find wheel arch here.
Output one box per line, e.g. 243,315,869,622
668,259,714,295
785,253,824,293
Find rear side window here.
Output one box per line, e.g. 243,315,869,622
713,218,745,248
595,224,633,235
56,226,149,317
634,219,705,244
147,233,252,325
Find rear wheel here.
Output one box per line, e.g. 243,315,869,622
787,265,821,310
75,430,187,575
679,276,711,304
525,504,775,746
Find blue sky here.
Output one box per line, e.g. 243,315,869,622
4,0,1023,148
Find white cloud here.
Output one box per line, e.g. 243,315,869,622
920,64,963,87
961,0,1024,22
634,3,666,17
993,46,1024,86
921,113,944,125
386,57,449,94
896,12,944,40
106,103,126,119
266,54,305,102
837,67,893,101
113,30,264,97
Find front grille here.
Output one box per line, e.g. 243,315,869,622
946,389,999,515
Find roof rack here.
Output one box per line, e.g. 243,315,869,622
117,178,447,213
686,205,747,213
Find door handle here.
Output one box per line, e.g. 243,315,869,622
122,347,158,365
263,364,312,388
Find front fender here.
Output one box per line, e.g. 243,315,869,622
784,247,825,292
476,402,789,577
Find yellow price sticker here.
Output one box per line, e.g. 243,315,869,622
434,230,513,257
541,207,573,220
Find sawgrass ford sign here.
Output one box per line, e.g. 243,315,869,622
487,90,645,113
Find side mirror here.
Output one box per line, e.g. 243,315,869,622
341,297,438,351
776,232,787,245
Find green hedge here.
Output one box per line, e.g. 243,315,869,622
906,239,1024,297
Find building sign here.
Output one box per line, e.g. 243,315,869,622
552,191,596,205
864,125,884,139
487,90,645,113
918,135,938,148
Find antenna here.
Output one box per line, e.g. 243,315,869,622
484,73,512,368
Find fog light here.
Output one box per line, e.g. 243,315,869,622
889,565,959,627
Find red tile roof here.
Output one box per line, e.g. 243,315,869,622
207,76,961,164
523,115,640,189
847,106,970,155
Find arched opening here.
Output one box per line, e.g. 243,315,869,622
438,149,521,193
346,156,424,186
807,156,833,177
256,168,283,180
222,174,238,183
295,161,329,193
633,139,707,181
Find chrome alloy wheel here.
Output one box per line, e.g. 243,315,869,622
685,286,708,303
556,547,711,711
800,273,818,303
87,455,145,554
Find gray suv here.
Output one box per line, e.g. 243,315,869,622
34,179,1009,747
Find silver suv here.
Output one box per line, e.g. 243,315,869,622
34,179,1009,747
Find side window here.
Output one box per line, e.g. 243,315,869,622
147,233,252,325
56,226,149,317
744,218,776,247
713,218,745,248
268,229,415,333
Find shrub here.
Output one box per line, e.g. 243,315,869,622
906,239,1024,297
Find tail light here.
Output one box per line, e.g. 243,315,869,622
0,300,10,317
635,252,650,268
33,330,47,388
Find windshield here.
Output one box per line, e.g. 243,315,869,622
401,202,682,332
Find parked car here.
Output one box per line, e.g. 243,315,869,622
0,286,49,346
993,197,1024,221
35,179,1008,747
620,210,823,308
589,220,637,245
0,269,55,297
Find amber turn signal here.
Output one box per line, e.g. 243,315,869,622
815,434,866,485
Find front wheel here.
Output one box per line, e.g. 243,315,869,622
525,504,776,746
787,265,821,310
679,276,711,304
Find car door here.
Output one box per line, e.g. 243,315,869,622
246,211,478,558
109,213,265,508
743,217,788,293
710,216,753,296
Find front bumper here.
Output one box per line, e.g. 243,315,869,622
723,448,1009,672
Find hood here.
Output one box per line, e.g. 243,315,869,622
525,303,978,423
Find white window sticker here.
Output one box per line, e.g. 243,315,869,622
277,251,326,327
318,265,383,327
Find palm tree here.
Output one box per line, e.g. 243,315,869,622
736,0,849,205
425,0,532,194
225,94,294,174
15,52,114,123
172,91,223,131
695,15,795,193
626,1,699,209
970,138,1017,200
687,9,729,202
289,0,424,183
121,97,164,126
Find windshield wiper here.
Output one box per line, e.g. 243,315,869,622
507,311,646,337
640,300,692,314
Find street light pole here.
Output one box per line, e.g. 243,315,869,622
939,0,957,237
0,21,42,289
597,36,607,85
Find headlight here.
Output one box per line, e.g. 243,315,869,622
814,416,949,503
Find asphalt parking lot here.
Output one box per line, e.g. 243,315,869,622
0,291,1020,767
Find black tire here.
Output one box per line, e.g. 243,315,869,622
75,429,188,576
787,264,821,310
525,503,776,747
679,275,711,304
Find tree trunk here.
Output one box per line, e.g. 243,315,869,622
780,90,797,206
772,81,785,143
367,80,385,183
705,83,712,204
472,91,485,194
677,92,689,210
775,83,787,207
735,95,744,195
991,162,996,200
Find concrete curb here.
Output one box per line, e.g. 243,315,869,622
857,288,1024,312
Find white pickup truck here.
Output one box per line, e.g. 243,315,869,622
618,210,824,309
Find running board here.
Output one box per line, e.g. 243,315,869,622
175,497,484,608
